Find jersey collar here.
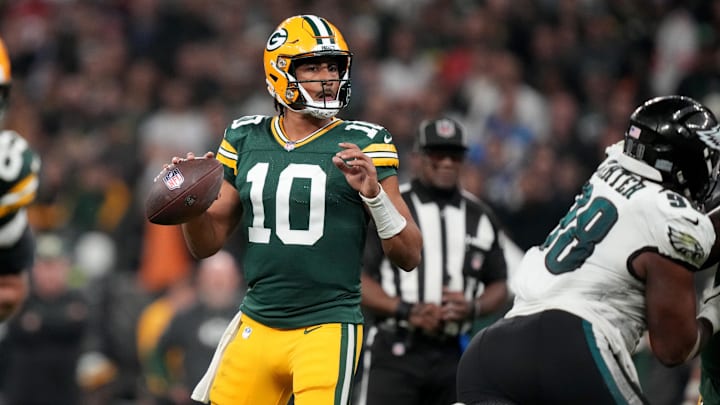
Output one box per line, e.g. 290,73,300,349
605,141,663,182
270,116,343,151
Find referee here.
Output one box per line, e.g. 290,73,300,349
357,117,510,405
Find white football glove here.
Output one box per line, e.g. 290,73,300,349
698,273,720,335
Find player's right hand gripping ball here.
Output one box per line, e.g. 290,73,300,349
145,158,223,225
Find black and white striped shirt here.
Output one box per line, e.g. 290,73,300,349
363,179,507,326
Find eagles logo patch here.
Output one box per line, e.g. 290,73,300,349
697,124,720,150
667,226,705,267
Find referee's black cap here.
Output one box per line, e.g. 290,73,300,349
416,117,468,151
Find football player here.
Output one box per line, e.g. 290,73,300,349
456,95,720,404
0,37,41,321
698,186,720,405
173,15,422,405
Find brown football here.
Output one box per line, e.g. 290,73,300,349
145,158,224,225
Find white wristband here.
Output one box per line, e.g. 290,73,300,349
684,329,703,363
360,184,407,239
699,285,720,335
699,303,720,335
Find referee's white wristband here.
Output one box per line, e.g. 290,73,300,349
360,184,407,239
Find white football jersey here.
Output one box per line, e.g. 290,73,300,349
508,146,715,361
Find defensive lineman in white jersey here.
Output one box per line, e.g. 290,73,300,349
457,95,720,405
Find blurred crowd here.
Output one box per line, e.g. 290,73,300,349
0,0,719,404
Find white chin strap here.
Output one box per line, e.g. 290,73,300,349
279,99,339,120
295,81,341,119
301,105,340,120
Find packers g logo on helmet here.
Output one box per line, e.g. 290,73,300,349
266,29,288,52
263,15,352,120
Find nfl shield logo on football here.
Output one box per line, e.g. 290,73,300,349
163,168,185,190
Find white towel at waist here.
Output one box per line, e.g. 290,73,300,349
191,310,242,403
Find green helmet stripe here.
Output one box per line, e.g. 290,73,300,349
302,15,336,45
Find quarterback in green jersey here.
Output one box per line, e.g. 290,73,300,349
174,14,422,405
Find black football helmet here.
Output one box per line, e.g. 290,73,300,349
623,95,720,205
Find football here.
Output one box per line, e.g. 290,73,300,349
145,158,224,225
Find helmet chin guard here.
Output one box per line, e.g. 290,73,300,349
267,59,348,119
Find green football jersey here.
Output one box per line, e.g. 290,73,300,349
701,271,720,404
0,130,40,220
701,335,720,405
216,115,399,328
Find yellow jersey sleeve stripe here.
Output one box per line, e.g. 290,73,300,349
220,139,238,156
370,156,399,168
216,153,236,174
362,143,398,153
217,139,238,175
0,173,38,208
365,147,399,168
0,193,36,217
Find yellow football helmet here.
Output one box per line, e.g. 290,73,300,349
264,15,352,119
0,38,10,120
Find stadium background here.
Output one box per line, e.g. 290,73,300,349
0,0,718,404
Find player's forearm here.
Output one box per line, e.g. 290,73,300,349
0,273,27,321
381,224,422,271
475,281,509,316
181,212,224,259
181,180,241,259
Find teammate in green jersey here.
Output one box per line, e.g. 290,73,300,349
0,37,41,321
169,14,422,405
699,274,720,405
699,211,720,405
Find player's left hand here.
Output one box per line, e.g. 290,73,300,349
699,273,720,334
333,142,380,198
0,274,27,321
169,151,215,166
441,288,472,321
